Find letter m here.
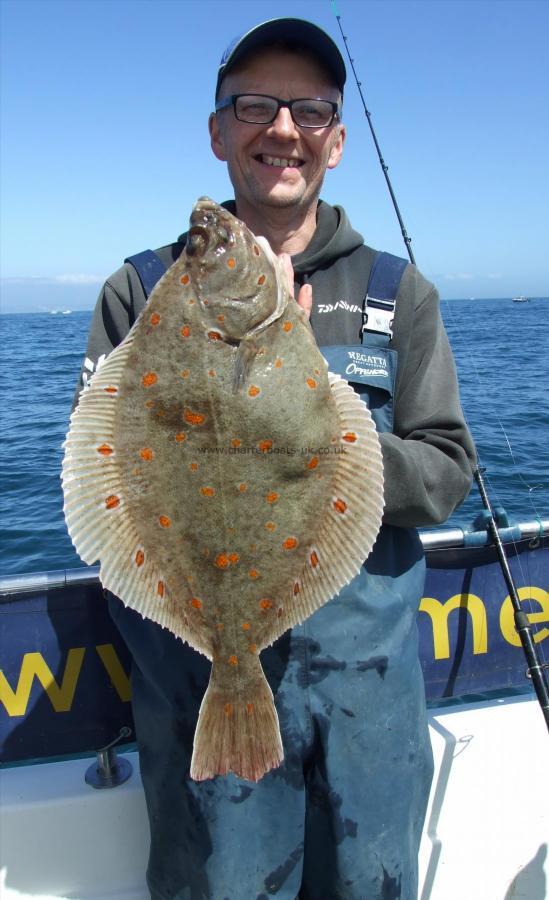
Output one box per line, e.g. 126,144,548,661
0,649,85,717
419,594,488,660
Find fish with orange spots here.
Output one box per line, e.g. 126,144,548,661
62,198,384,783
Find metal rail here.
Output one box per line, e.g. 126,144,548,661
1,520,547,599
0,565,100,598
420,518,548,550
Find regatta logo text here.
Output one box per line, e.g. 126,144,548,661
346,364,388,379
345,351,388,380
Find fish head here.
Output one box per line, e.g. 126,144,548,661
185,197,288,340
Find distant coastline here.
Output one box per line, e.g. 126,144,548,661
1,297,548,315
0,308,95,315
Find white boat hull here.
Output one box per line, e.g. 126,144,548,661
1,693,547,900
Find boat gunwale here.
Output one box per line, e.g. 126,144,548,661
1,519,547,598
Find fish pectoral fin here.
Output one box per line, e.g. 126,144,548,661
190,657,283,782
232,338,260,393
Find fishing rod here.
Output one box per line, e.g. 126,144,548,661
330,2,549,732
332,2,415,265
475,469,549,729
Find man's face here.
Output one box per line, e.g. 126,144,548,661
209,47,345,216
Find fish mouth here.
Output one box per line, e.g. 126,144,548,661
187,225,210,258
189,199,236,257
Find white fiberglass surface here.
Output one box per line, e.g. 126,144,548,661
1,697,547,900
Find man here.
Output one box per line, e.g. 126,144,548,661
76,18,475,900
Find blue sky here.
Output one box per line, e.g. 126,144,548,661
1,0,548,312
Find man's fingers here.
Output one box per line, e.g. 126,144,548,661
278,253,312,319
297,283,312,319
279,253,295,296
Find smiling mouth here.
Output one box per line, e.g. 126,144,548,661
255,154,304,168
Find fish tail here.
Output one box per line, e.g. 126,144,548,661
190,658,283,782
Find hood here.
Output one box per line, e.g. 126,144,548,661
291,201,364,275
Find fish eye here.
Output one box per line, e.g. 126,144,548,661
217,226,230,244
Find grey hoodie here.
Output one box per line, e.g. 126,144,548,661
75,200,475,529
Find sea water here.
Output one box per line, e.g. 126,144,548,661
1,299,548,575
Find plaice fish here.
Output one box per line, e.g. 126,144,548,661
62,198,384,782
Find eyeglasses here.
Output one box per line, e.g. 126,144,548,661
215,93,341,129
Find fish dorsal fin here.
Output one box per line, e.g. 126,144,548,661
62,332,208,657
258,372,384,644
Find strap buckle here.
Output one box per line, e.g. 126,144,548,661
362,296,396,339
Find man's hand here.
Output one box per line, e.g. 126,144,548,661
279,253,312,319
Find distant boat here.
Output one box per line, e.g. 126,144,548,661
50,309,72,315
512,296,529,303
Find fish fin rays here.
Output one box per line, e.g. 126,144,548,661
62,332,136,567
62,332,207,656
191,658,283,782
263,373,384,641
98,561,210,658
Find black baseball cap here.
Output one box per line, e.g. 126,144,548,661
216,18,346,98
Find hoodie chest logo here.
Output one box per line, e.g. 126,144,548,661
317,299,362,315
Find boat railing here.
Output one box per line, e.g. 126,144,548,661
419,517,548,549
1,518,547,598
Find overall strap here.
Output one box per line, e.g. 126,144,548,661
124,250,167,299
361,250,408,348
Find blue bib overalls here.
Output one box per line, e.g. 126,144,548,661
111,250,434,900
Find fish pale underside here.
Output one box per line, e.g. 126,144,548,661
62,198,384,783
